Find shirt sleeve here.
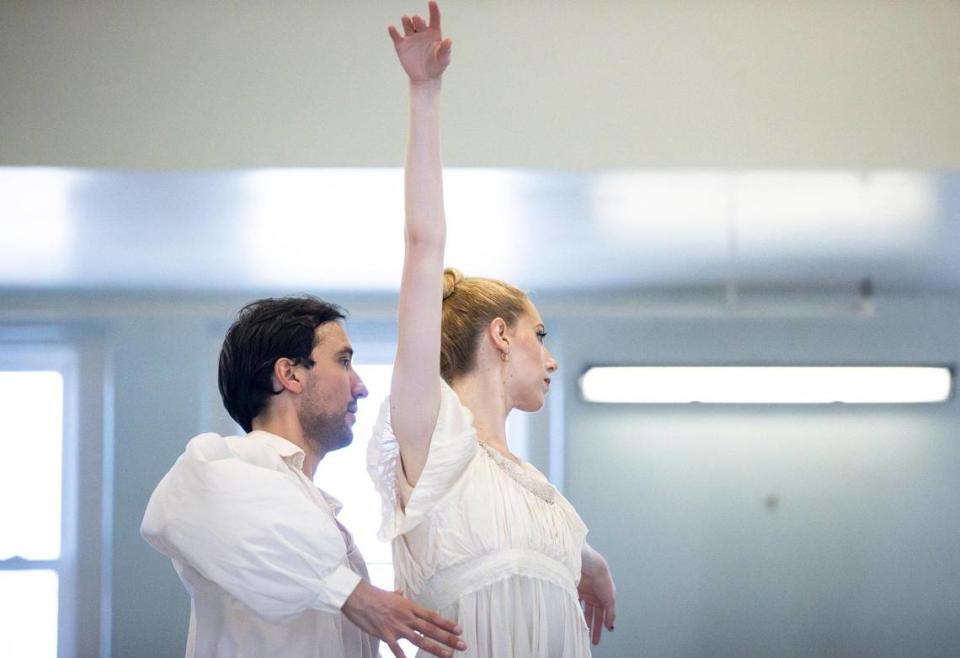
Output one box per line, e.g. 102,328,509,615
367,379,478,540
141,434,361,622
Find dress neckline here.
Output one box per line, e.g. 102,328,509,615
477,441,557,504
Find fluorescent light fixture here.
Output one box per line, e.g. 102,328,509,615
579,366,952,404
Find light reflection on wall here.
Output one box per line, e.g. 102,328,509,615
443,169,527,282
734,171,937,254
0,168,77,282
592,171,938,254
592,171,728,243
241,168,531,290
242,168,403,289
0,167,945,291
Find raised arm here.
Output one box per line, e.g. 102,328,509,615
388,1,453,485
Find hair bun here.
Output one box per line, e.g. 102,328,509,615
442,267,464,300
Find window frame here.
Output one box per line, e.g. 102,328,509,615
0,327,108,658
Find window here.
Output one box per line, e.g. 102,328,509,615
0,347,78,658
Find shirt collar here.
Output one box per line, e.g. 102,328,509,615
246,430,306,471
245,430,345,516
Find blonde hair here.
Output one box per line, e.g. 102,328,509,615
440,267,529,382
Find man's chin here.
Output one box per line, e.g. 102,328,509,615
303,413,354,452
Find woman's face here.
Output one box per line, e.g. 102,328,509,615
505,301,559,412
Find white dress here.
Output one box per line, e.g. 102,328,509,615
368,380,592,657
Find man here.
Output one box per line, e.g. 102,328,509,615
142,296,466,658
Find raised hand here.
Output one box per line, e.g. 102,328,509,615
388,1,452,82
578,544,617,646
342,581,466,657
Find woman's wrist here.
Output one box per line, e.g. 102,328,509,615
581,544,607,576
410,78,442,94
409,79,441,118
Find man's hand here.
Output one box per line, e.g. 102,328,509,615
578,543,617,646
388,1,452,83
342,581,467,658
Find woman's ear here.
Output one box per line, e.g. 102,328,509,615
272,357,304,394
488,317,510,356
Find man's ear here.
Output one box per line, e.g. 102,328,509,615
273,357,304,394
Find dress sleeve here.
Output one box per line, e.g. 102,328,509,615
367,379,477,541
140,434,361,622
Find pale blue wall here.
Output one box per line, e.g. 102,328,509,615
2,291,958,657
559,297,960,657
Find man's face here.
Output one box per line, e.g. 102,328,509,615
298,322,368,453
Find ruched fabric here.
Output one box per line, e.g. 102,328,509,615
368,380,591,657
368,380,477,542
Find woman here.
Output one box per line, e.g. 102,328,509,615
369,3,616,656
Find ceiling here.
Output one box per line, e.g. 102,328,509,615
0,168,957,295
3,2,959,170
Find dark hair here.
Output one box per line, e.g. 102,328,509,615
218,295,346,432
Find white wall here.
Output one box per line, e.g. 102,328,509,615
2,0,959,169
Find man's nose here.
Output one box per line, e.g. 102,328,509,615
353,373,369,399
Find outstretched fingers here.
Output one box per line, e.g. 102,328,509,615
388,25,403,47
428,0,441,30
388,3,451,80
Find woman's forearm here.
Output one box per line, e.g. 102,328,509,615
405,79,446,247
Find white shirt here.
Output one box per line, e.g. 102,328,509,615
142,431,379,658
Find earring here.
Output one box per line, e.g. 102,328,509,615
501,351,510,362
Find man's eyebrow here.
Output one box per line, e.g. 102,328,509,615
335,346,355,357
